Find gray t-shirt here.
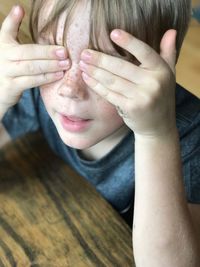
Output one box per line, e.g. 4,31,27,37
2,84,200,224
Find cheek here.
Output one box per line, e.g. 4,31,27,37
96,98,123,125
40,84,57,108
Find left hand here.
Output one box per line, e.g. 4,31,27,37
79,29,177,138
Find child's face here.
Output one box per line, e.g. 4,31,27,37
38,1,126,150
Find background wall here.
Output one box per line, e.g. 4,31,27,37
0,0,199,97
176,0,200,97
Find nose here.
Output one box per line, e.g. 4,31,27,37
57,63,88,100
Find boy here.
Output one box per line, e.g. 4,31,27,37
0,1,200,266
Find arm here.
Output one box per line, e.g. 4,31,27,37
78,29,200,266
133,130,200,266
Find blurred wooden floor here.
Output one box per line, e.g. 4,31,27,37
0,0,200,97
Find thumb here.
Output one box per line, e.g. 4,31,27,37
0,5,25,42
160,29,177,73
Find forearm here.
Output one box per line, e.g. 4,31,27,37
133,129,200,267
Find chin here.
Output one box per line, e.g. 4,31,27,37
58,131,98,150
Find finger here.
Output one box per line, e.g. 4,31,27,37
81,72,128,107
3,44,68,61
13,71,65,91
79,60,137,97
160,29,177,73
80,50,145,84
0,5,24,41
110,29,163,69
5,59,71,77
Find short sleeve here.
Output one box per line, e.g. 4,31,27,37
179,112,200,203
187,145,200,203
175,84,200,203
2,88,40,139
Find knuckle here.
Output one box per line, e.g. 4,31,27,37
38,63,44,73
96,53,104,67
149,77,161,92
41,72,49,82
142,89,159,109
144,44,153,57
105,75,115,87
101,90,108,98
96,84,109,98
116,58,125,70
26,61,35,74
146,76,161,96
91,66,98,79
103,89,110,98
43,47,51,59
126,101,136,116
143,93,155,108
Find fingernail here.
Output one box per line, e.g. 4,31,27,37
81,50,92,62
56,49,66,59
12,5,20,16
55,71,64,78
79,60,88,71
111,30,122,39
58,59,70,68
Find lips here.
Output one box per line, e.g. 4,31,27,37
59,113,92,133
66,115,88,122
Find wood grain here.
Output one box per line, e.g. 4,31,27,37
0,1,199,97
0,131,134,266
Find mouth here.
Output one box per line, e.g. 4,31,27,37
59,113,92,133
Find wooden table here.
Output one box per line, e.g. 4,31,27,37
0,132,134,266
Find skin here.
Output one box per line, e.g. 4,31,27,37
79,29,177,137
78,27,200,266
39,0,129,158
1,3,200,266
69,6,200,267
0,5,71,120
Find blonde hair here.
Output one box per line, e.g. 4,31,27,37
29,0,191,62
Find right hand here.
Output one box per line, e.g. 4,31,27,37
0,5,70,118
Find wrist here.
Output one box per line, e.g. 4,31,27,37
134,126,179,143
